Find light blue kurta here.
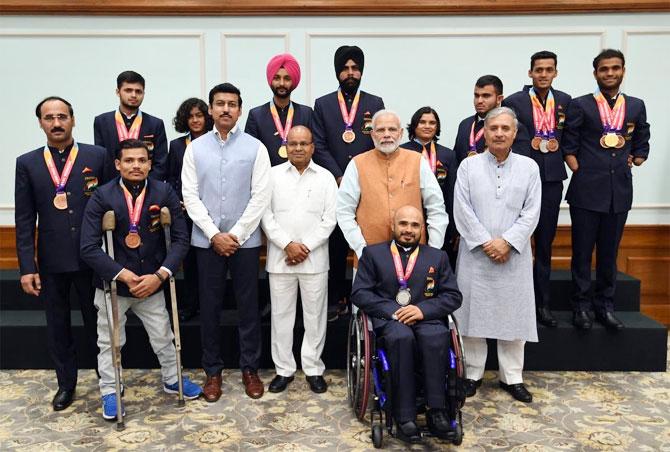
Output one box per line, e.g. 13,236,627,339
453,151,541,342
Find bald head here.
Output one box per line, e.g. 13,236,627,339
392,205,423,247
286,125,314,172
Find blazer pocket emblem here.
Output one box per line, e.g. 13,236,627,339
424,276,435,297
149,204,161,232
361,111,373,135
84,176,99,196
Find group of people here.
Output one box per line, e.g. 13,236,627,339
15,43,650,438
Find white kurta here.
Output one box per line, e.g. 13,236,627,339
453,151,541,342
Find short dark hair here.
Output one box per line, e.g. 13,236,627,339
117,70,145,89
530,50,557,70
35,96,74,118
208,82,242,107
407,106,441,142
116,139,149,160
475,75,503,95
593,49,625,70
173,98,214,134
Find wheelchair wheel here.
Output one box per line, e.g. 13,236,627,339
448,315,466,379
346,311,371,420
371,423,383,448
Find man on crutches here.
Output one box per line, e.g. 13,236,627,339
81,139,202,421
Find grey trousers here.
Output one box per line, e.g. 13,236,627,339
94,289,178,396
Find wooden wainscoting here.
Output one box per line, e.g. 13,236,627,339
2,224,668,325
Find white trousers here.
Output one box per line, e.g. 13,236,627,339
94,289,177,395
463,336,526,385
269,272,328,377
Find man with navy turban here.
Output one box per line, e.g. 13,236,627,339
245,53,314,167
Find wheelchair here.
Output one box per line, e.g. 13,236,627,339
346,309,466,448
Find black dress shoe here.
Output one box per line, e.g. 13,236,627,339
396,420,422,444
573,310,592,329
537,307,558,327
306,375,328,393
426,408,451,439
463,378,482,398
178,307,198,323
268,375,294,393
595,311,624,330
52,388,75,411
499,382,533,403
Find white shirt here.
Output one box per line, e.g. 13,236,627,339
261,160,338,274
181,125,271,245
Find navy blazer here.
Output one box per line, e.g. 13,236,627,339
351,242,462,329
245,101,314,167
312,90,385,178
167,135,189,201
15,143,108,275
453,113,532,163
400,140,457,241
562,94,650,214
80,177,189,298
502,86,572,182
93,110,168,182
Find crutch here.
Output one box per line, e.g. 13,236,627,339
160,207,185,406
101,210,125,430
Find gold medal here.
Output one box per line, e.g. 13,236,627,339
600,135,608,148
539,139,549,154
342,129,356,143
467,150,478,157
615,135,625,149
531,136,542,150
53,192,67,210
604,133,619,148
546,138,559,152
278,145,287,159
125,231,141,249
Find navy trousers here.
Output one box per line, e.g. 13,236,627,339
533,181,563,309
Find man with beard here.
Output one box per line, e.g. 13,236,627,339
502,51,572,328
312,45,385,320
562,49,650,330
351,205,462,443
454,107,541,403
94,70,168,181
15,96,108,411
453,75,531,163
246,53,313,167
337,110,448,261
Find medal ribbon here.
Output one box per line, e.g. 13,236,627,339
337,89,360,131
114,110,143,142
185,134,192,147
469,121,485,152
390,242,420,289
529,88,556,138
421,142,437,174
269,101,294,145
121,183,146,233
43,143,79,193
593,89,626,133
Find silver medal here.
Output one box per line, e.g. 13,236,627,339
396,288,411,306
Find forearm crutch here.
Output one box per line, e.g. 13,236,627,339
101,210,125,430
160,207,184,406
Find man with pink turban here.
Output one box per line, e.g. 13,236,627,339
245,53,314,167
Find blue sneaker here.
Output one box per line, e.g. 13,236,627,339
101,393,125,420
164,377,202,400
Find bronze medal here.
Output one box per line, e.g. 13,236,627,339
125,231,141,249
531,136,542,150
342,129,356,143
546,138,559,152
604,133,619,148
278,145,288,159
53,192,68,210
615,134,625,149
539,140,549,154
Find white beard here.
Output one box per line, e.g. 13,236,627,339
377,143,398,154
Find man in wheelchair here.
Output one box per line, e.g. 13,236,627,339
351,205,463,443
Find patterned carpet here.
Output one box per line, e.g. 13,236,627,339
1,358,669,451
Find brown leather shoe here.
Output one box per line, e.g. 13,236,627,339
242,370,264,399
203,373,222,403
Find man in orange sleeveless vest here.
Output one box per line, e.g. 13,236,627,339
336,110,448,262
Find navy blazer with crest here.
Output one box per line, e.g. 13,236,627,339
562,93,650,214
93,110,168,182
80,177,189,298
312,90,385,178
502,85,572,182
245,101,314,167
351,242,462,330
15,142,108,275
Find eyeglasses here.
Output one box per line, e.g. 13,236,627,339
286,141,312,148
42,114,71,122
